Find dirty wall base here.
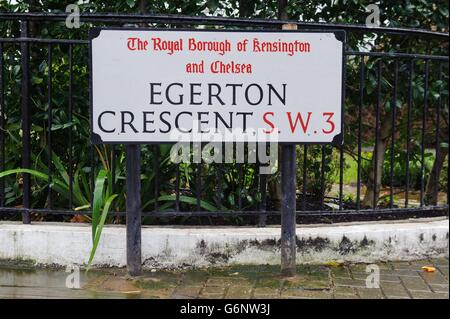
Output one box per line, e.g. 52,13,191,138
0,218,448,268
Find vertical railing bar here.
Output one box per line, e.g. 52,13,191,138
339,145,344,210
196,163,202,211
405,59,414,208
420,59,429,207
175,162,180,212
90,145,95,205
389,59,399,208
320,145,325,210
20,20,31,224
217,144,224,211
68,43,73,209
196,162,201,211
338,53,347,212
111,145,116,194
433,62,442,205
373,60,382,210
258,174,267,226
0,42,5,207
253,143,260,212
237,161,243,211
258,143,267,227
153,144,160,212
253,144,261,224
357,56,364,210
47,44,53,209
88,37,95,209
302,145,307,211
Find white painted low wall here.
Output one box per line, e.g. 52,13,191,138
0,218,448,268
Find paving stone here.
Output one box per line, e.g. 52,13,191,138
253,295,280,299
172,285,202,298
253,287,279,298
180,271,209,285
0,268,87,288
401,276,431,291
356,288,384,299
333,293,357,299
258,265,280,273
330,267,351,278
225,285,253,299
429,284,449,293
201,286,225,294
206,277,238,286
349,263,392,273
281,289,332,299
334,277,367,288
283,275,330,290
334,286,356,295
437,266,449,279
391,262,412,270
390,269,421,277
409,260,435,269
256,278,282,289
0,286,112,299
199,293,224,299
432,258,449,267
380,281,410,298
410,291,449,299
420,270,448,285
351,272,401,283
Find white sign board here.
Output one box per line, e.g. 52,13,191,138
90,29,344,144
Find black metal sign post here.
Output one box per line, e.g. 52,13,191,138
280,23,298,277
281,144,297,276
125,144,142,276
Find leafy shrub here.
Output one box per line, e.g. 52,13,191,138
361,148,435,190
296,145,339,199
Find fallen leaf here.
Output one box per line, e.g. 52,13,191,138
421,266,436,272
324,261,343,267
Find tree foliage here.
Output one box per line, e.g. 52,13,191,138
0,0,448,216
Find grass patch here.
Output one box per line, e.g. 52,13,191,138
333,153,367,184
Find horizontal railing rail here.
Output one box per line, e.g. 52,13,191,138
0,12,448,39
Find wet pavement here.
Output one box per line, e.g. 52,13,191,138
0,258,448,299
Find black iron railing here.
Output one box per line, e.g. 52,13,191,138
0,12,448,224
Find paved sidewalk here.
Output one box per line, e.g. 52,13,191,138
0,258,448,299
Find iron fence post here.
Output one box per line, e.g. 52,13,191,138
0,42,4,208
20,20,31,224
279,22,298,277
281,144,297,276
126,144,142,276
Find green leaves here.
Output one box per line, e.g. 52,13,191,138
0,168,70,199
142,195,218,212
126,0,136,8
87,169,117,271
91,169,108,241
